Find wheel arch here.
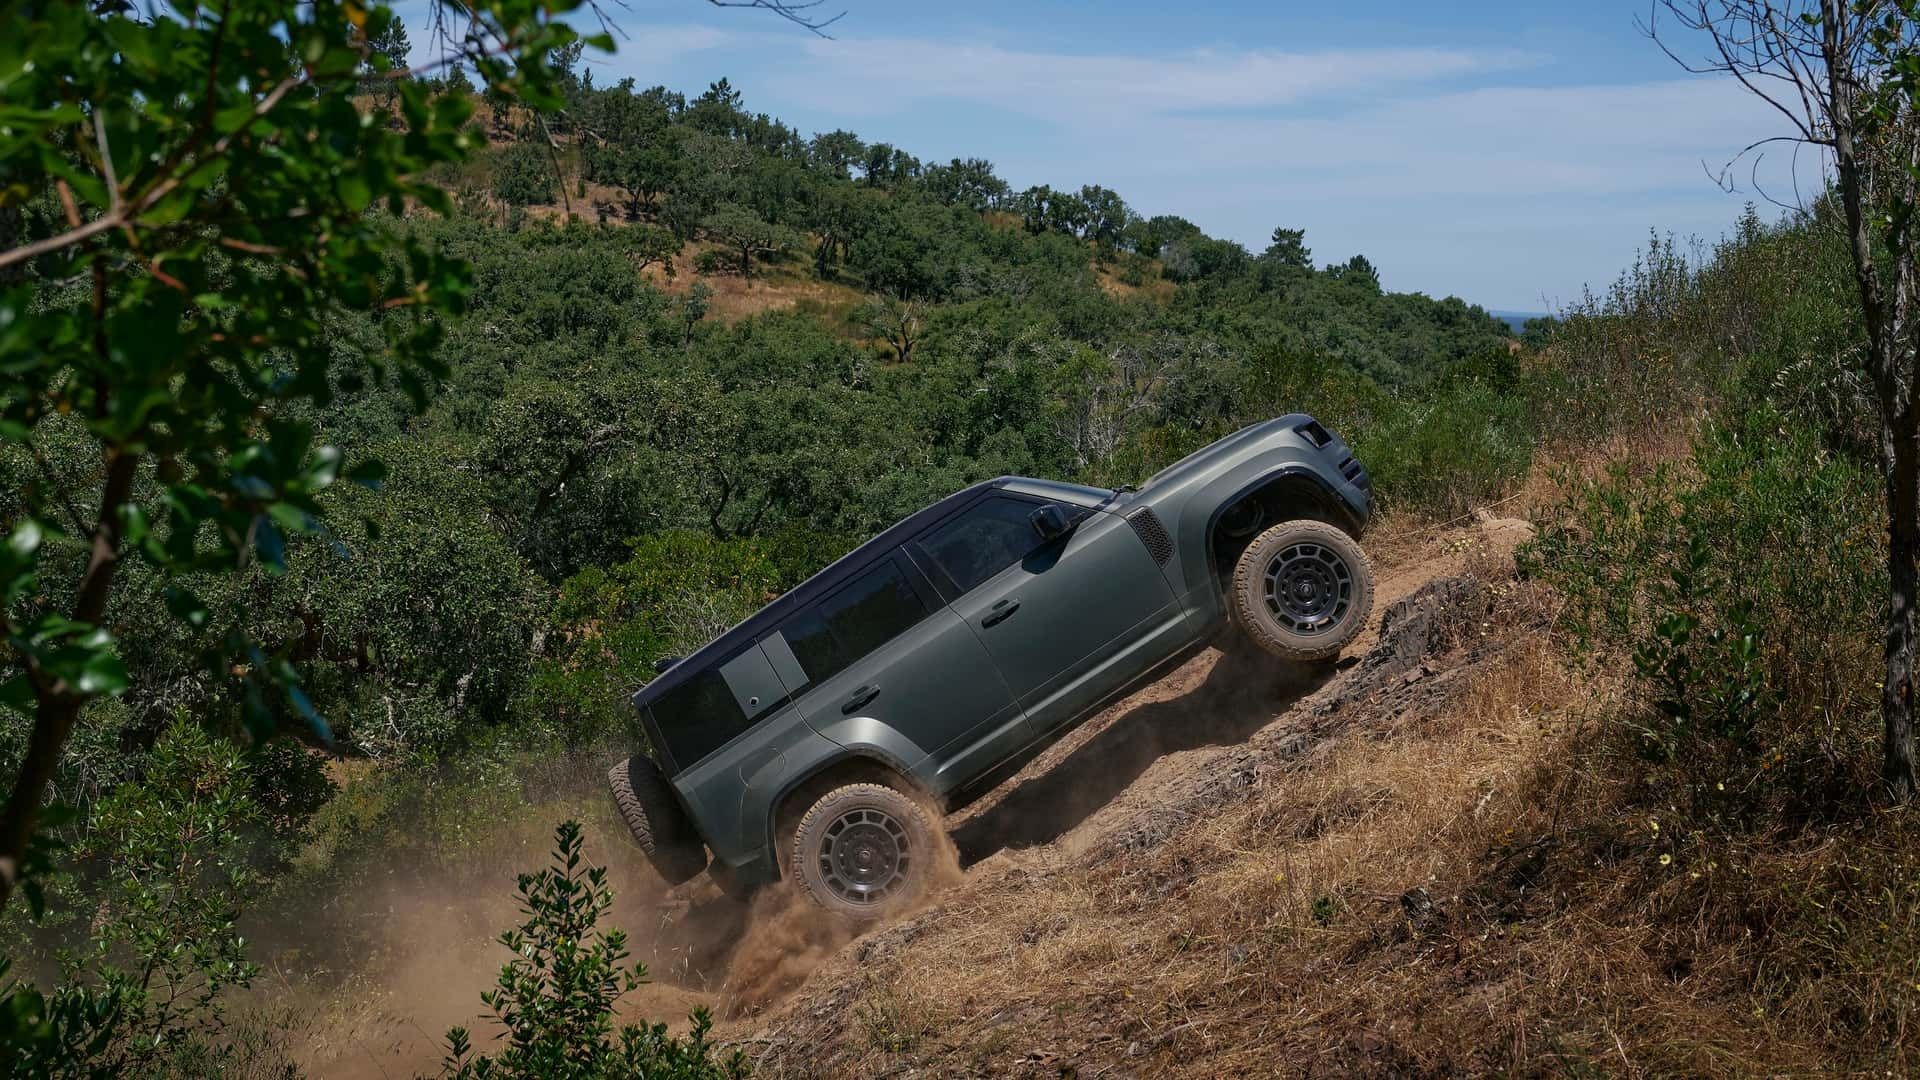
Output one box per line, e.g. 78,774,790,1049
1204,467,1364,591
761,750,929,880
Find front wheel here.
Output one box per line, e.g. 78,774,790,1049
1229,518,1374,662
790,783,937,920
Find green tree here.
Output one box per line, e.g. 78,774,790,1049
701,203,803,277
1078,184,1132,248
686,77,746,137
1262,226,1312,269
801,179,873,278
495,140,558,207
359,10,412,108
0,0,594,915
808,129,867,180
580,80,679,218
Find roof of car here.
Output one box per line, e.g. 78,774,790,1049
632,476,1025,710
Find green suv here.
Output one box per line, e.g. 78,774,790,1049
609,414,1374,917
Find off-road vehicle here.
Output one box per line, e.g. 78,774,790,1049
609,414,1373,917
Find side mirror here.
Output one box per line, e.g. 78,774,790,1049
654,656,682,674
1030,504,1075,543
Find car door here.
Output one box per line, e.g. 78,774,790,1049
768,551,1023,793
909,493,1181,735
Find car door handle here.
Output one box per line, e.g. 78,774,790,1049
981,597,1021,627
841,684,881,714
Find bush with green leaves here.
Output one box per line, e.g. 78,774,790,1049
1523,407,1883,825
494,140,560,208
1350,379,1536,519
0,723,291,1075
441,821,747,1080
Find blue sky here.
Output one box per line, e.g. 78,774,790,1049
402,0,1828,311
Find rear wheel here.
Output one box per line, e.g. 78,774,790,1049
1230,518,1374,662
790,783,936,920
608,756,708,886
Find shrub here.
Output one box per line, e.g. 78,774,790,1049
0,724,290,1075
1350,380,1535,519
1523,407,1883,825
441,821,748,1079
495,142,558,207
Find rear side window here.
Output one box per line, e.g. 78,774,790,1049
649,667,747,772
779,558,930,690
911,494,1053,595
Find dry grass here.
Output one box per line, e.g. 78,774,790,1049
638,247,870,326
746,639,1583,1077
742,535,1919,1076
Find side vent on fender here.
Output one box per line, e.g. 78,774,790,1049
1125,506,1174,567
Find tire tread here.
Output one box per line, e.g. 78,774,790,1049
1229,518,1374,662
608,756,708,886
789,782,935,920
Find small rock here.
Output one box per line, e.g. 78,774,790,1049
1127,1041,1145,1058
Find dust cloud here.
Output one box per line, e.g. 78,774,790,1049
280,778,963,1077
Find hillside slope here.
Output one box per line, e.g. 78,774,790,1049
707,516,1548,1076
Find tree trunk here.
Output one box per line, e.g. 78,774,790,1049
1824,3,1918,802
1886,418,1920,801
0,447,139,913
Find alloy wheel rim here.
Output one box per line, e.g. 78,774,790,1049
1262,541,1354,635
817,806,911,905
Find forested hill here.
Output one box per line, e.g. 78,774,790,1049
453,68,1512,379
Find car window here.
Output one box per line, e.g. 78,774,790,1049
911,494,1055,595
649,665,749,772
778,558,930,690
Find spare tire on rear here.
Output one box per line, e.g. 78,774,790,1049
607,756,707,886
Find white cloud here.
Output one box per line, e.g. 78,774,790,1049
775,39,1543,119
586,23,734,74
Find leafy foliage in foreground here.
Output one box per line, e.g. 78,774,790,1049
1526,410,1884,828
442,821,748,1080
0,0,597,921
0,723,299,1076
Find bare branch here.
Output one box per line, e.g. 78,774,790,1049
707,0,844,36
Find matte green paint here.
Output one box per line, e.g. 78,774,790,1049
651,414,1369,885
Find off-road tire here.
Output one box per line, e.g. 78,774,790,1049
790,783,937,921
1230,518,1374,663
608,756,707,886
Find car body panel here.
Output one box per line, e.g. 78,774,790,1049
945,506,1180,733
626,413,1370,886
790,604,1021,787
